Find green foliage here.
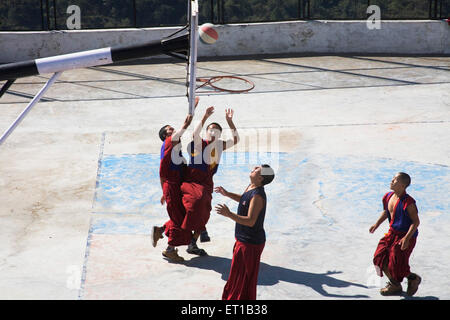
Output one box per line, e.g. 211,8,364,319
222,0,298,22
0,0,43,30
0,0,440,31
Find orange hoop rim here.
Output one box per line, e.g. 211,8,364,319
196,75,255,93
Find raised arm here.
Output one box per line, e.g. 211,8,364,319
172,98,199,143
193,106,214,140
222,108,240,150
214,186,241,202
171,114,193,143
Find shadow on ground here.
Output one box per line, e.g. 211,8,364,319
186,255,369,298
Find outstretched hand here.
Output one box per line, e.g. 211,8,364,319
215,203,231,218
183,114,193,128
214,186,228,197
225,108,234,122
205,106,214,118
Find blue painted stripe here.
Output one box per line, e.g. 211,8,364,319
91,151,450,236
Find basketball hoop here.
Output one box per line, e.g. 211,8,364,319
196,75,255,94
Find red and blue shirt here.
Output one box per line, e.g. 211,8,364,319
383,191,418,237
186,139,222,188
159,136,186,184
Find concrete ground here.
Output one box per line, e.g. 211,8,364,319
0,55,449,300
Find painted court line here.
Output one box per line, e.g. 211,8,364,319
78,131,106,299
77,148,450,299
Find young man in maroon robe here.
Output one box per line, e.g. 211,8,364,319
151,99,198,262
215,164,275,300
181,106,240,256
369,172,421,296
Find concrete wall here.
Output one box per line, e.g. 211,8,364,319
0,20,449,63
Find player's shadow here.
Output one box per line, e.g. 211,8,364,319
401,294,439,300
186,255,369,298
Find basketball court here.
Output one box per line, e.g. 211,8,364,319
1,53,449,299
0,0,449,302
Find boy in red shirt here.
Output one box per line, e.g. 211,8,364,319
182,106,240,255
151,99,198,262
369,172,421,296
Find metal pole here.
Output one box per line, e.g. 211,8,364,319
307,0,310,19
366,0,371,19
434,0,438,19
0,72,62,146
188,1,198,115
40,0,45,30
298,0,302,19
53,0,57,29
429,0,433,19
46,0,50,30
0,79,16,98
219,0,224,24
133,0,137,27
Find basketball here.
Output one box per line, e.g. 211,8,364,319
199,23,219,44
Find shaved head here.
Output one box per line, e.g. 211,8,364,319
396,172,411,188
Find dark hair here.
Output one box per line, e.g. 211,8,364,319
397,172,411,188
159,125,170,141
260,164,275,186
206,122,222,132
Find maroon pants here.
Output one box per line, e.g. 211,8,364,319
373,229,416,283
222,240,265,300
180,181,212,234
162,182,191,246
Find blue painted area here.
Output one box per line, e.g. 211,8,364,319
93,152,289,234
321,154,450,222
91,213,150,235
92,151,449,235
95,152,289,212
94,153,162,212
